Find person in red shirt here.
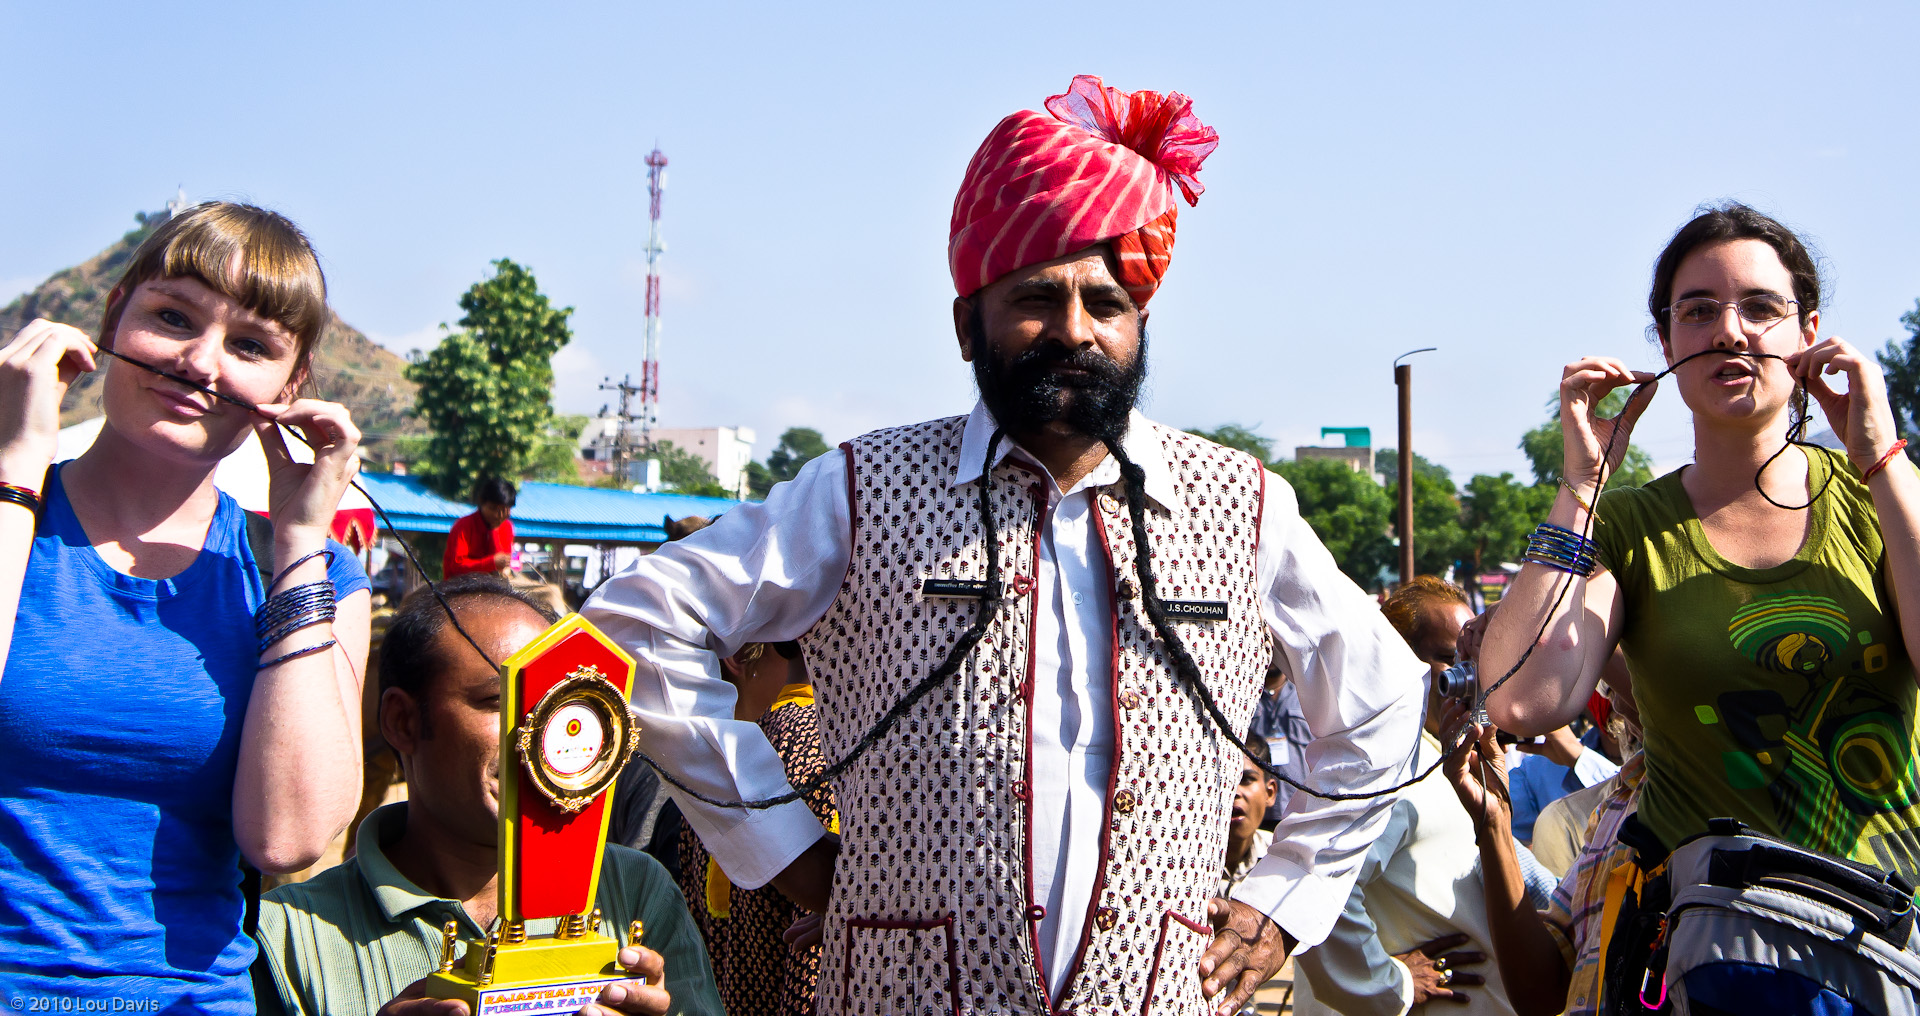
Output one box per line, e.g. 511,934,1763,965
442,477,514,578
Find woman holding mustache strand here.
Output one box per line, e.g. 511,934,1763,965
1478,203,1920,1010
0,203,370,1010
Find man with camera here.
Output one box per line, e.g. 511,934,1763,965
1290,578,1555,1016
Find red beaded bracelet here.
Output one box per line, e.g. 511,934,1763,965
1863,439,1910,482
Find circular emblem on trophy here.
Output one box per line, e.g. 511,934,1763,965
515,664,641,812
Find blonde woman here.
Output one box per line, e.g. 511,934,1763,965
0,204,370,1010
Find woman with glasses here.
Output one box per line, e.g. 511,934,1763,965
1476,202,1920,1014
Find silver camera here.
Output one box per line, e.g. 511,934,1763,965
1435,661,1477,701
1435,662,1490,727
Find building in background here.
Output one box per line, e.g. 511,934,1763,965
577,418,757,499
1294,426,1374,476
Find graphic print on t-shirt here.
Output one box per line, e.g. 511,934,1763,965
1704,590,1920,876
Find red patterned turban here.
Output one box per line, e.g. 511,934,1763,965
949,74,1220,308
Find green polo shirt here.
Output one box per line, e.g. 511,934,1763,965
257,803,724,1016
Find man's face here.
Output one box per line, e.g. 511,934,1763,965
1232,756,1278,842
384,601,550,848
1413,603,1474,681
1415,603,1474,733
955,247,1147,443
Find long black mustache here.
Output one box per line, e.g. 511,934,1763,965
970,318,1146,443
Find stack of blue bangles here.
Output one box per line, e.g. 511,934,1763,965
253,549,339,668
1524,522,1598,577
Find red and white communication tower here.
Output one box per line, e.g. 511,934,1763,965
639,147,668,448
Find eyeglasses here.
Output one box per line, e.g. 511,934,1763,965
1665,294,1799,333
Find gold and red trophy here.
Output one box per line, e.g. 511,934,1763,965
427,615,646,1013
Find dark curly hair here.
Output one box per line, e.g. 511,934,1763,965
1648,202,1822,346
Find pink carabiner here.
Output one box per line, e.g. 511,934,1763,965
1639,967,1670,1009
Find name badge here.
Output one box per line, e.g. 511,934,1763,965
921,578,989,598
1163,600,1230,622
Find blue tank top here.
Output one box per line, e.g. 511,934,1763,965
0,464,368,1011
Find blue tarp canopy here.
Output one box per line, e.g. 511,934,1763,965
356,472,740,544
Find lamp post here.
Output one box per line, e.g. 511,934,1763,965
1393,347,1437,586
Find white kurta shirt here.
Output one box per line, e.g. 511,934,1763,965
582,404,1426,994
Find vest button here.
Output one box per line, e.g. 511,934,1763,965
1011,780,1029,800
1095,906,1118,931
1116,579,1137,601
1114,789,1137,813
1119,690,1142,710
1099,492,1120,515
1027,905,1046,921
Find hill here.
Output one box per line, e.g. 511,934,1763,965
2,210,423,449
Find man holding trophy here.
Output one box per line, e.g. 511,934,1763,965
256,575,724,1016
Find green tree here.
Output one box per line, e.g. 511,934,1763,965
1460,472,1557,571
405,258,573,500
1876,300,1920,463
653,441,733,499
766,427,831,481
526,414,590,485
749,427,832,497
1393,468,1468,577
1373,448,1451,491
744,460,776,500
1187,423,1274,463
1273,457,1396,589
1519,390,1653,489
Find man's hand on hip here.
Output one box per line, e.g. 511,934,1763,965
1200,897,1294,1015
1393,932,1485,1007
768,832,841,914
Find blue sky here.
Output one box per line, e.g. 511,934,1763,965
6,2,1918,482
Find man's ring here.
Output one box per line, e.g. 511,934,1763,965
1434,957,1448,972
1439,968,1454,986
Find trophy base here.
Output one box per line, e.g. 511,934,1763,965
425,933,625,1015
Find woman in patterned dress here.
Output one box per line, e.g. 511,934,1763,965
675,640,835,1015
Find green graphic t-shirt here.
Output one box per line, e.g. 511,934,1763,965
1594,446,1920,877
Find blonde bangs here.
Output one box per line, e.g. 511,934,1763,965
105,203,329,362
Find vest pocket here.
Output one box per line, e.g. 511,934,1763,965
1142,908,1214,1016
842,915,958,1015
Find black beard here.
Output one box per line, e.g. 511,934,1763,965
969,313,1147,444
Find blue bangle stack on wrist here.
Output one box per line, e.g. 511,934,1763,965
254,549,339,668
1523,522,1598,577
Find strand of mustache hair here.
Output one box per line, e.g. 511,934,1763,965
96,346,508,691
625,346,1822,807
104,339,1012,811
97,344,1827,809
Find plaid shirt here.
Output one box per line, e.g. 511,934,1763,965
1541,752,1646,1016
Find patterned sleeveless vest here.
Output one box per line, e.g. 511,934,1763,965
797,415,1271,1015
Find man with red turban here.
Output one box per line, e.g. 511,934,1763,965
585,75,1424,1015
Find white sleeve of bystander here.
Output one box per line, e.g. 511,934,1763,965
1232,469,1428,950
581,450,853,889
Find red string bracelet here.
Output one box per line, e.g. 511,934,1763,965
1863,439,1909,482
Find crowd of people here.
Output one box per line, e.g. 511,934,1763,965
4,72,1919,1016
